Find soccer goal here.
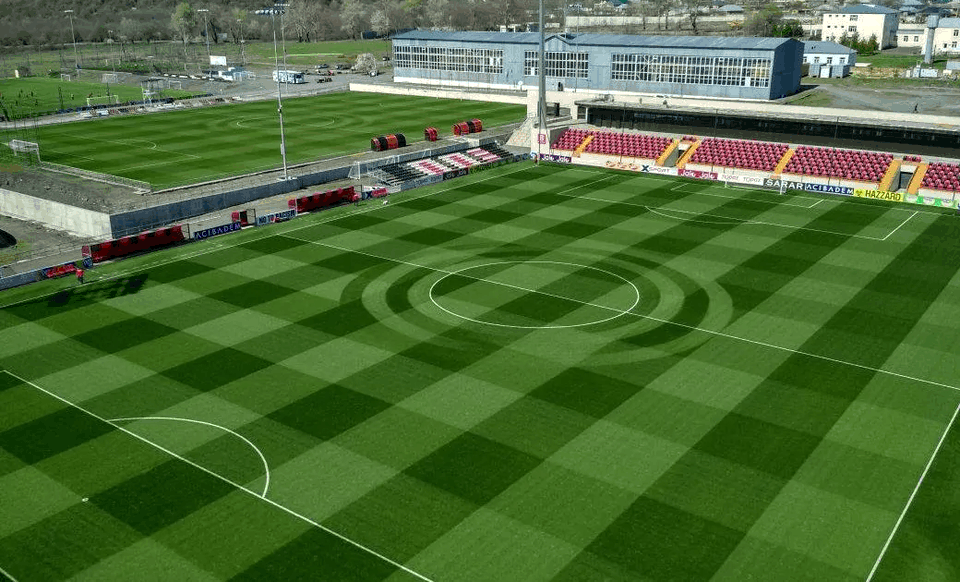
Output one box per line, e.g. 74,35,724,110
101,73,120,84
87,95,119,107
60,73,72,82
165,79,183,91
8,140,40,163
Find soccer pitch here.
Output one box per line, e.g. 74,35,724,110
1,163,959,581
31,93,526,189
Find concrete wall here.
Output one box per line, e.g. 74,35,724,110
109,166,351,236
348,82,526,104
0,187,112,238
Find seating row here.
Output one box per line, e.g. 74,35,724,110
83,225,185,264
689,137,788,172
784,146,893,182
551,129,671,160
922,162,960,192
291,186,357,213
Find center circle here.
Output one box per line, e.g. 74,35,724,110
428,260,641,329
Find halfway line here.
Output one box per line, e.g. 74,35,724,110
280,234,960,396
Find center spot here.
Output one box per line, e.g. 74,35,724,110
428,260,640,329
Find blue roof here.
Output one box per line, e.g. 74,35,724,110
392,30,796,51
802,40,857,54
839,4,898,14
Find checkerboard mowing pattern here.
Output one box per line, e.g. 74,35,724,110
2,162,960,582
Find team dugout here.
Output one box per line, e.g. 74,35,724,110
392,31,803,101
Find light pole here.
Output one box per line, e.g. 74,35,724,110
197,8,210,70
64,10,79,70
238,18,245,67
256,5,291,180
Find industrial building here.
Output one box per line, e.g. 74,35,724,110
392,31,803,101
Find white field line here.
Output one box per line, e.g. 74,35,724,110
0,564,19,582
565,167,933,216
0,163,535,311
3,370,436,582
640,203,885,240
107,416,271,497
882,211,919,241
280,234,960,396
809,199,825,208
866,400,960,581
554,186,887,241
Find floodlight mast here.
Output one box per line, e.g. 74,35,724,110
64,10,79,70
256,5,291,180
536,0,547,163
197,9,210,65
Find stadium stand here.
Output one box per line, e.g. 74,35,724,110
688,137,788,172
551,129,672,160
782,145,893,182
921,162,960,192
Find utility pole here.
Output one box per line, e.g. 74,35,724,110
64,10,79,71
197,8,210,69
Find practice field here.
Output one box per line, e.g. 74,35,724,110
2,163,959,581
31,93,526,189
0,77,200,119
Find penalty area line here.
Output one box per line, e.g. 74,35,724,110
866,400,960,581
1,370,437,582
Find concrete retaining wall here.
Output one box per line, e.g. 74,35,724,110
0,188,112,238
109,165,352,237
349,82,527,105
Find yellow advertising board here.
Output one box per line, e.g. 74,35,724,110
853,189,903,203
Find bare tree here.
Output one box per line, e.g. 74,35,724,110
426,0,450,29
340,0,367,39
371,9,391,36
171,2,196,52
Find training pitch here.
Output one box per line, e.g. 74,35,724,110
1,163,959,581
30,93,526,189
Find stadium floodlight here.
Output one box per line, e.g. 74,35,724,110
64,10,79,70
255,4,292,181
197,9,210,65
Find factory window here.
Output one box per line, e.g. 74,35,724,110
954,29,959,36
611,53,771,88
393,45,504,74
848,26,857,32
849,15,858,21
914,36,919,41
524,51,589,78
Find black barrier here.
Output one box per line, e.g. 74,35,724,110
256,209,297,226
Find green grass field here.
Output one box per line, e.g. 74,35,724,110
0,77,200,119
31,92,526,189
1,162,959,581
245,39,393,66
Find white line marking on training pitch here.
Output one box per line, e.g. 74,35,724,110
107,416,271,497
280,234,960,396
3,370,435,582
866,400,960,581
882,211,919,241
0,564,19,582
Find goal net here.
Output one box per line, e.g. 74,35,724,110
87,95,119,107
60,73,72,82
8,140,40,163
101,73,120,84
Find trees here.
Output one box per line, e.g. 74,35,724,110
426,0,450,29
743,4,782,37
771,19,805,38
371,9,391,37
171,2,195,49
340,0,367,39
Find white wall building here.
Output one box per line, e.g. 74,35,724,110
801,40,857,77
821,4,899,49
931,18,960,54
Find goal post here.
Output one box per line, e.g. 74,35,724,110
86,95,119,107
8,140,40,163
